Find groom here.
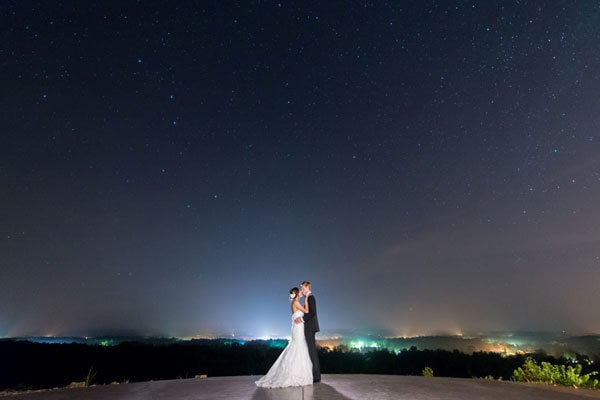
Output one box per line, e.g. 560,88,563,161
295,280,321,383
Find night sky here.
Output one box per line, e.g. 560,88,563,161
2,1,600,339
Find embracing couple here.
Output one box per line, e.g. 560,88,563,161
255,281,321,388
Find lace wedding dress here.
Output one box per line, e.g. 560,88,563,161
255,310,313,388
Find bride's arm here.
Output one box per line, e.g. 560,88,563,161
297,298,309,313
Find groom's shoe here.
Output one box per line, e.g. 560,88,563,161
313,379,321,383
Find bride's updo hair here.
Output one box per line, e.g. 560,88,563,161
289,287,299,300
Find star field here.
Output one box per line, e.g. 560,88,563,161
1,1,600,338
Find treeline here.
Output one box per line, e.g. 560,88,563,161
321,345,574,378
0,340,597,391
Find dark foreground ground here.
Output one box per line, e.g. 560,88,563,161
2,374,600,400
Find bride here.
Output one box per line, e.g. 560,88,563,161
255,287,313,388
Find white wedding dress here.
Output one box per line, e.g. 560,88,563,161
255,310,313,388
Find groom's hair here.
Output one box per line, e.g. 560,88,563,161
301,281,311,289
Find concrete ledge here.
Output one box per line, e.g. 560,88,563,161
3,374,600,400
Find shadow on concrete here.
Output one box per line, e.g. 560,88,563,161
251,386,298,400
306,383,354,399
251,383,353,400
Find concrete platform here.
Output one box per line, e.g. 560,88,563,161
3,375,600,400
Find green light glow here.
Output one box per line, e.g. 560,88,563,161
348,339,383,351
268,340,288,349
349,340,365,350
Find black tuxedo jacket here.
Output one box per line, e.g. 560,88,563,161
303,294,320,333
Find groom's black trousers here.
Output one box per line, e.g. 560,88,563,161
305,329,321,381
